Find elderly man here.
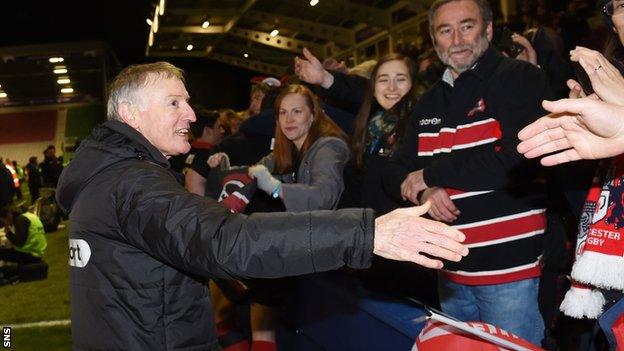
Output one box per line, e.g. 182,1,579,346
384,0,551,344
56,62,467,351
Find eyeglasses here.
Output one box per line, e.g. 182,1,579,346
604,0,624,16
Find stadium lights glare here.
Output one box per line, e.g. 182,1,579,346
0,92,7,98
146,18,153,26
49,57,64,63
202,21,210,28
270,29,279,37
61,87,74,94
53,66,68,74
310,0,319,6
243,53,249,58
153,5,159,33
57,78,71,84
186,44,193,51
159,0,165,15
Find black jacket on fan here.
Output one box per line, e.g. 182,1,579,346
385,47,551,285
56,120,375,351
316,71,411,215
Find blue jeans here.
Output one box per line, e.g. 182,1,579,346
437,274,544,346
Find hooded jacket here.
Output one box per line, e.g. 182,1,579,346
257,136,350,212
57,120,375,350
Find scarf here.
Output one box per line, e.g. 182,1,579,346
561,156,624,318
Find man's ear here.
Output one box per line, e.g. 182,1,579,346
119,102,140,129
486,21,494,41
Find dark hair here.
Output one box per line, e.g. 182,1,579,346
261,87,281,111
428,0,493,34
273,84,347,173
350,53,417,169
29,156,37,164
602,1,624,70
190,107,220,139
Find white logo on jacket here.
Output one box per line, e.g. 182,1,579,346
419,117,442,126
69,239,91,268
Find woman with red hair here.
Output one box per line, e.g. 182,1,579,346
249,84,349,210
208,84,349,350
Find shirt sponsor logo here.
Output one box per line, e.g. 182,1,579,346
419,117,442,126
69,239,92,268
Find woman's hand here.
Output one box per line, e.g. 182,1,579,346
249,165,281,197
570,46,624,105
512,33,538,66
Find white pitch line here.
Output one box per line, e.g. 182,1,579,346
8,319,71,329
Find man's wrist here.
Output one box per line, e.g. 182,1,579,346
320,70,334,89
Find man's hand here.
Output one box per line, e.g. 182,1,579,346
207,152,229,169
374,202,468,269
421,187,460,222
294,48,335,89
517,98,624,165
400,170,428,204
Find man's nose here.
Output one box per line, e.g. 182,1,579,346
185,104,196,122
452,29,463,46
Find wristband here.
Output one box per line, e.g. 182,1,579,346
271,183,281,198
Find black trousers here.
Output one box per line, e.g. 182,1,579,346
0,248,41,264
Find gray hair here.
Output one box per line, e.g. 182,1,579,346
428,0,493,35
106,61,185,121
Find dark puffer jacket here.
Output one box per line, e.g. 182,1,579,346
57,121,375,350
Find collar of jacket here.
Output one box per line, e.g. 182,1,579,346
104,120,170,168
460,46,503,82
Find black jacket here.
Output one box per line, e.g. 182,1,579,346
318,71,411,215
57,120,375,350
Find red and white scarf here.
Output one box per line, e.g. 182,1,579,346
561,156,624,318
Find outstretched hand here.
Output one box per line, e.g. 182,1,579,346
373,202,468,269
517,98,624,165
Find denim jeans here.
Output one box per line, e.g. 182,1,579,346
437,274,544,346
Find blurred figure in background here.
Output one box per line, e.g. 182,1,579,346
39,145,63,188
0,205,46,265
25,156,41,202
0,158,14,207
182,108,224,195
